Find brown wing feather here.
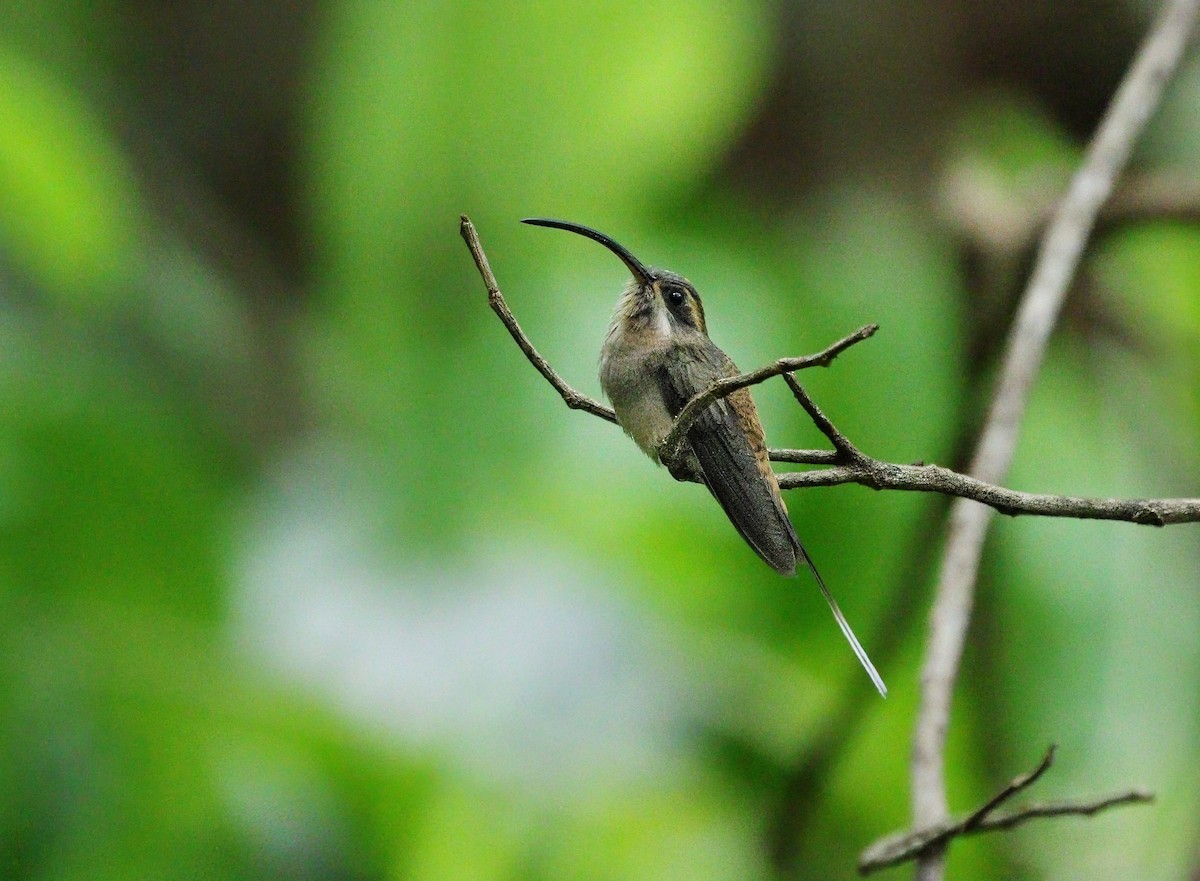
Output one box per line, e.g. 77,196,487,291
656,342,799,575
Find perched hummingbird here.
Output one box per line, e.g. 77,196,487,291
522,218,886,696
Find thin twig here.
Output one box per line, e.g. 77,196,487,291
911,4,1200,879
978,791,1155,830
460,215,617,424
861,794,1154,874
460,215,1200,526
657,324,877,467
961,745,1058,831
782,373,865,459
860,747,1153,874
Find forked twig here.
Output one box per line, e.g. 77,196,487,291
860,747,1153,874
657,324,877,467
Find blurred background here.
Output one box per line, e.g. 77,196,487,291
1,1,1199,879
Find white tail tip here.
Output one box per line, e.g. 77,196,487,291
799,545,887,697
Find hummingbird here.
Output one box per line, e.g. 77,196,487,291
522,218,886,696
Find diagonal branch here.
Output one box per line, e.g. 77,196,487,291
860,746,1152,874
910,3,1200,879
782,372,865,459
460,215,617,424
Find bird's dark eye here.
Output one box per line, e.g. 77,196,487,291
665,288,685,307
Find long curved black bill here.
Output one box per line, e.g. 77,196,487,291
522,218,652,284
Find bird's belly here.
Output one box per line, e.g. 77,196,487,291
611,385,675,462
599,345,671,461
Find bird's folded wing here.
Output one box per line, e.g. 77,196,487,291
656,344,799,575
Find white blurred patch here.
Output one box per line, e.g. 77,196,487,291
230,440,694,794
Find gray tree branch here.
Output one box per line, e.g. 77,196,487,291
460,216,617,424
776,460,1200,525
911,3,1200,879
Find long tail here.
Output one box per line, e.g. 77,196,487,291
797,543,887,697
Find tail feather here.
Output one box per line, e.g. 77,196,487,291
796,542,887,698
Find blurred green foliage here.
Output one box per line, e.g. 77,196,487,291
0,2,1198,880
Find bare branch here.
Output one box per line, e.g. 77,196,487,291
775,456,1200,525
657,323,877,467
961,744,1057,831
460,215,617,424
911,4,1200,878
980,791,1155,829
861,747,1153,874
782,373,863,459
861,794,1154,874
